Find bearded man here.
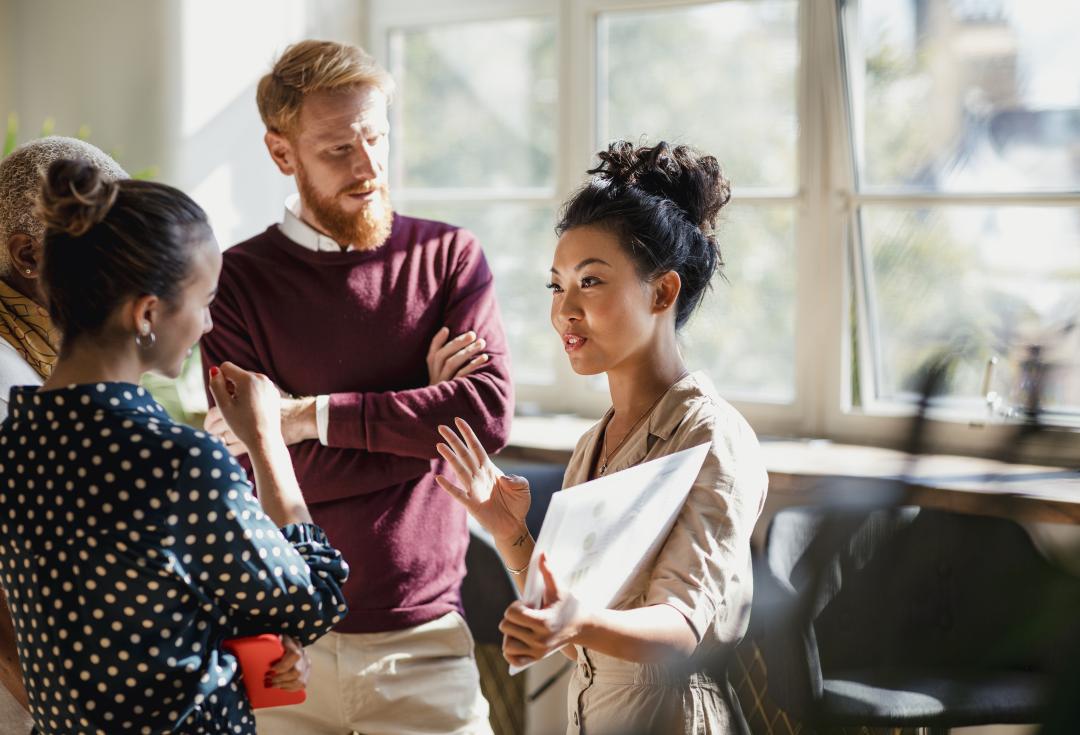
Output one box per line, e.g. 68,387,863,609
200,40,511,735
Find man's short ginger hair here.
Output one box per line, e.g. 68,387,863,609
257,40,395,137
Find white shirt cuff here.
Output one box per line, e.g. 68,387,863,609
315,394,331,445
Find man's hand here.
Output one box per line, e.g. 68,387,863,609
267,635,310,692
427,327,489,385
204,371,318,454
203,405,248,456
279,396,318,446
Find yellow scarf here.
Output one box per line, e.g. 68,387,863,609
0,280,59,379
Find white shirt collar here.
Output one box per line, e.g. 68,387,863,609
280,194,355,252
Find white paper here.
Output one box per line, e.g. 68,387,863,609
509,442,711,675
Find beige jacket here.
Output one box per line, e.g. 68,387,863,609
561,372,768,735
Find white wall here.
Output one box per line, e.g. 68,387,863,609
0,1,13,133
171,0,366,247
3,0,368,248
5,0,172,174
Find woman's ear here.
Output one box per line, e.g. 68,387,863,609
7,233,40,276
128,294,161,336
653,271,682,315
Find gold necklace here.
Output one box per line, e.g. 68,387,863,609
598,371,690,476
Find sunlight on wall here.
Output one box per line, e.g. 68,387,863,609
180,0,308,138
174,0,364,248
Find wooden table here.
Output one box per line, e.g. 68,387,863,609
503,416,1080,526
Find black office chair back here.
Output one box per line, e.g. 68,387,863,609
767,506,1077,677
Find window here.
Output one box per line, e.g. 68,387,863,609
384,13,561,391
372,0,803,418
844,0,1080,423
370,0,1080,459
598,2,799,402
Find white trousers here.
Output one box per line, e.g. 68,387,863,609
255,612,493,735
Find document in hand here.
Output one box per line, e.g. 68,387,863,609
510,442,711,675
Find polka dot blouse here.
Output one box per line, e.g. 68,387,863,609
0,383,350,734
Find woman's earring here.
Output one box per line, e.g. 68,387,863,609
24,268,31,276
135,322,156,349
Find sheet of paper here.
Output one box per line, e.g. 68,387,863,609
509,442,710,675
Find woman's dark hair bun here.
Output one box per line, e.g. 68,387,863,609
557,140,732,330
589,140,731,231
38,160,211,345
36,158,119,238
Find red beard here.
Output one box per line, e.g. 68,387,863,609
296,163,394,250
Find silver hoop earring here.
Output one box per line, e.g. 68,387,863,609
135,326,156,349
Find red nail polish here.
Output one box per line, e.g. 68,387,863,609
209,366,220,377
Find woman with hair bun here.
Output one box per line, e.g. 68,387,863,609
437,141,768,733
0,159,349,734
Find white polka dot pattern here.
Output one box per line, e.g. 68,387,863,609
0,383,350,734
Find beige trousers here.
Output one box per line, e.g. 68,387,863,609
256,612,493,735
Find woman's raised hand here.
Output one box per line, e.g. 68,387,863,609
436,417,531,543
206,362,283,453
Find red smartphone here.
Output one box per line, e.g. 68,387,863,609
222,634,306,709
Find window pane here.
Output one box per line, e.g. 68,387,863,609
389,18,557,189
861,205,1080,409
397,202,560,386
851,0,1080,191
682,205,796,402
598,1,798,190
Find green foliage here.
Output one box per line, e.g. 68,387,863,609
140,352,206,427
2,113,15,157
2,113,156,178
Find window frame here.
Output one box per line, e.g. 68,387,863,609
368,0,1080,463
828,0,1080,461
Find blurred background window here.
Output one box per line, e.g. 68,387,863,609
7,0,1078,447
598,1,799,403
388,17,560,388
844,0,1080,418
383,1,800,406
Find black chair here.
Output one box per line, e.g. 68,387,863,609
754,505,1080,733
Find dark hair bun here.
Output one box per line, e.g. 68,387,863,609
558,140,732,330
590,141,731,232
37,158,119,238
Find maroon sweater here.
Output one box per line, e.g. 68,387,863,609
200,215,513,633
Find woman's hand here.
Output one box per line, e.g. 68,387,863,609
266,635,309,692
204,387,317,455
207,362,311,526
206,362,283,452
436,417,531,543
500,553,588,667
